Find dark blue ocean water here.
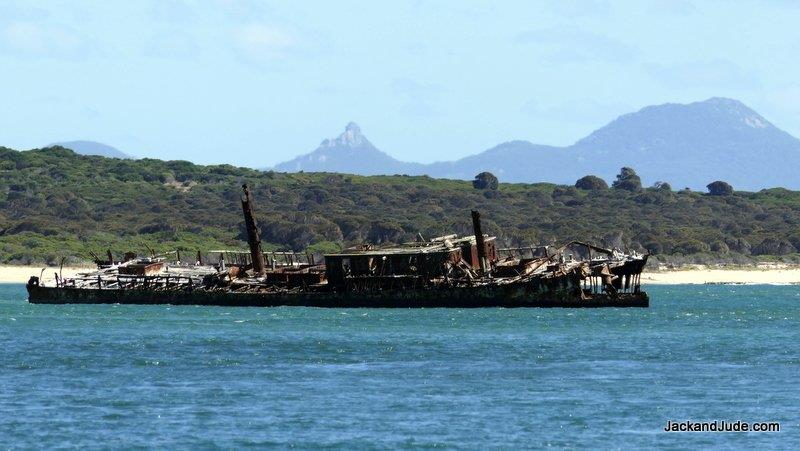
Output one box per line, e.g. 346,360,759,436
0,284,798,449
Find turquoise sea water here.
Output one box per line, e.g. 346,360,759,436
0,284,798,449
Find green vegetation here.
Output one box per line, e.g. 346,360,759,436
472,172,499,190
2,146,800,266
575,175,608,191
612,167,642,191
707,180,734,196
653,181,672,192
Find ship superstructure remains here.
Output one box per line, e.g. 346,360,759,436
27,185,649,308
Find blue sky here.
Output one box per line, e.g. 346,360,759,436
1,0,799,167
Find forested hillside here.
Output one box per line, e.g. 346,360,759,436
2,146,800,265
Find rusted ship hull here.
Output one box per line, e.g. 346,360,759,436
26,187,651,309
27,282,648,308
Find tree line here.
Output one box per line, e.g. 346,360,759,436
1,146,799,266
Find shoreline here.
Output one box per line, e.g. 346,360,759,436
0,266,96,285
3,264,800,285
644,263,800,285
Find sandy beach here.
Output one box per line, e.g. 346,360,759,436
3,264,800,285
643,265,800,285
0,266,95,285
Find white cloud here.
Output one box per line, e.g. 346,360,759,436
233,24,295,61
0,2,49,22
521,98,632,123
0,21,92,60
391,78,446,117
547,0,612,17
391,78,445,97
147,0,273,23
149,0,196,23
764,84,800,123
515,29,638,64
644,59,760,90
647,0,697,15
215,0,274,21
142,30,201,59
767,84,800,110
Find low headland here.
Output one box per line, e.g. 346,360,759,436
4,148,800,279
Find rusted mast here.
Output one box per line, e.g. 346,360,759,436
241,184,266,275
471,210,488,275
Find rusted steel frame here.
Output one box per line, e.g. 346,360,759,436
471,210,488,274
241,184,267,275
555,240,615,256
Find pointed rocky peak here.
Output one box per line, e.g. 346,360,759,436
273,121,419,175
345,121,361,133
320,122,370,148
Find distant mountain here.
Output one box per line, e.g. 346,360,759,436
568,97,800,190
425,141,567,182
51,141,130,159
273,122,423,175
273,98,800,190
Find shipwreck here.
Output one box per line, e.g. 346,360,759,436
26,184,649,308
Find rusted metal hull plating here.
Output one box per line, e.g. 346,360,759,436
27,279,648,308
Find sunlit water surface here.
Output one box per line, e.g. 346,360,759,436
0,284,798,448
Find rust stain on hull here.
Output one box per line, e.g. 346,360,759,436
27,284,649,308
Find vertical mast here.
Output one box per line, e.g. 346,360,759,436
241,184,266,275
471,210,488,275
